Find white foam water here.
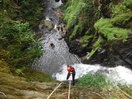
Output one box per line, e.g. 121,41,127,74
53,64,132,85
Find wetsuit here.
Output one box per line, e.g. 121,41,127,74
66,66,76,85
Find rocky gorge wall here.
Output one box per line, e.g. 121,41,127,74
62,0,132,68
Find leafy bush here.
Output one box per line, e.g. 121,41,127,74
0,0,43,69
63,0,100,40
0,0,43,27
94,18,130,41
87,0,132,59
94,0,132,41
63,0,131,59
76,73,112,88
0,22,42,68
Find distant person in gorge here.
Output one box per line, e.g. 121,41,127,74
56,25,60,31
66,65,76,85
50,43,55,49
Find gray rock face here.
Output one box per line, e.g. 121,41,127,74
33,0,81,76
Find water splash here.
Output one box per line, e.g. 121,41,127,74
45,17,51,21
54,64,132,85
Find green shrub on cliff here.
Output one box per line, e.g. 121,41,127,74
77,73,112,88
87,36,104,59
63,0,131,60
94,18,130,41
0,22,42,68
94,0,131,41
87,0,132,59
0,0,43,69
0,0,43,27
63,0,99,40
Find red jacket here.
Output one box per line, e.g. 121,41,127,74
67,66,74,72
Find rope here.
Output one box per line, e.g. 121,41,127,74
47,82,63,99
117,86,132,99
68,80,71,99
0,91,7,97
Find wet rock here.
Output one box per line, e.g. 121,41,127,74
53,0,63,9
0,72,130,99
83,35,132,69
39,20,54,30
55,11,64,18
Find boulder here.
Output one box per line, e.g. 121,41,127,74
39,20,54,30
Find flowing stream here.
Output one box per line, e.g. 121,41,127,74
33,0,132,85
54,64,132,85
32,0,81,75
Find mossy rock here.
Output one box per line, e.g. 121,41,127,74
0,60,11,73
19,68,55,82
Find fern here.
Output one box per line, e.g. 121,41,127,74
63,0,99,40
87,36,103,59
94,18,130,41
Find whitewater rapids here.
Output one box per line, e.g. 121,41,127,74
53,64,132,85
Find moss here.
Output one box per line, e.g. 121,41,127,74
18,68,55,82
0,60,11,73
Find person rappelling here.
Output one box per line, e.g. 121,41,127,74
66,65,76,85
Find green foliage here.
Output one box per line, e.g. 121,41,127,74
21,68,55,82
94,18,130,41
82,35,93,40
0,60,11,73
94,0,132,41
64,0,87,29
64,0,132,60
15,66,26,75
79,35,94,47
112,0,132,16
63,0,99,40
90,0,132,59
87,36,103,59
111,12,132,27
76,73,112,88
118,84,132,96
0,22,42,67
69,24,83,40
0,0,43,28
111,0,132,28
0,0,43,69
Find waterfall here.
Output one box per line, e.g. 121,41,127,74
33,0,132,86
54,64,132,85
32,0,81,75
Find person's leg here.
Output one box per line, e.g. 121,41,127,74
72,72,75,85
66,72,71,80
